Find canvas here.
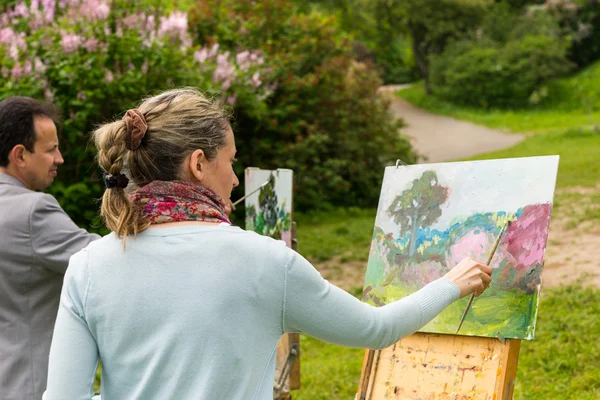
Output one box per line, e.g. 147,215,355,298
362,156,559,340
245,168,293,246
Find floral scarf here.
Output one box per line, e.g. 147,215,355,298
130,180,231,225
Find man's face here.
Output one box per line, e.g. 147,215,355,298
22,116,63,191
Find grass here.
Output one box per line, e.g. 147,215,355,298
294,207,376,262
291,283,600,399
515,284,600,400
398,81,600,134
461,128,600,189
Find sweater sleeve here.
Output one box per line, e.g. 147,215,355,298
282,249,460,349
43,250,99,400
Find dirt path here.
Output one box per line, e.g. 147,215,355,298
317,87,599,291
379,85,524,163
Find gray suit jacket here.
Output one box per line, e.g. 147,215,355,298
0,173,100,400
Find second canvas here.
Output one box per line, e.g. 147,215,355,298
362,156,559,340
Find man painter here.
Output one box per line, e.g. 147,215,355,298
0,96,100,400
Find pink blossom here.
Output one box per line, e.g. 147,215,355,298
84,38,99,52
8,45,19,61
1,67,9,79
80,0,110,22
194,48,209,63
77,91,86,101
225,95,237,105
104,70,113,83
236,50,250,71
33,57,46,78
249,72,261,88
41,0,55,22
249,50,264,65
61,32,82,54
13,2,29,18
236,50,249,65
22,59,32,76
207,43,219,57
221,79,232,91
212,54,236,87
157,11,190,46
141,60,148,74
11,63,23,81
44,86,53,101
0,28,17,45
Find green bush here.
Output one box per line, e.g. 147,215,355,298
0,1,271,231
189,0,416,210
430,35,573,108
547,0,600,67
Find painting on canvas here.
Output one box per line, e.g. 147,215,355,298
245,168,293,247
362,156,559,340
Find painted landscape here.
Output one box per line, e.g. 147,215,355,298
245,168,293,246
362,156,559,340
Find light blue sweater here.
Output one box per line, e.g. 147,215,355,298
44,224,460,400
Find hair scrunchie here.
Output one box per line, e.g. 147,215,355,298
122,108,147,151
103,172,129,189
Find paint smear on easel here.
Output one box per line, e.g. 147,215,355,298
362,156,559,340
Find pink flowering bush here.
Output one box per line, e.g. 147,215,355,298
190,0,416,210
0,0,272,229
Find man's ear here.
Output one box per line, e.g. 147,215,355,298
189,149,207,182
9,145,28,168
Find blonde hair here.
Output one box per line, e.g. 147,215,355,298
93,88,230,238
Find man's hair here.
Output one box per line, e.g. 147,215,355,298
0,96,61,167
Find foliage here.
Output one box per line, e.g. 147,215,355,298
546,0,600,67
0,0,271,231
430,34,573,108
392,0,492,93
189,0,417,211
293,0,421,84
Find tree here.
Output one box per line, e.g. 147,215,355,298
258,174,279,236
386,171,449,257
378,0,491,93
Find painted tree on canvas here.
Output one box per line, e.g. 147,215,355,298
386,171,449,257
246,174,291,241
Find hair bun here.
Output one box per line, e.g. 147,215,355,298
122,108,147,150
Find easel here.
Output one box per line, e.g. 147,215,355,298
357,333,521,400
242,168,300,399
356,158,526,400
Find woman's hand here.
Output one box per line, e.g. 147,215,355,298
443,257,493,298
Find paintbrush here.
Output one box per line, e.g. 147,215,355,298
455,221,510,334
231,175,274,207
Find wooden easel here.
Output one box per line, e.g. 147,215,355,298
357,332,521,400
